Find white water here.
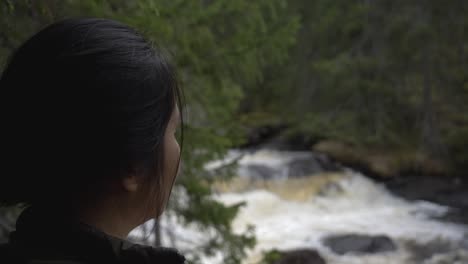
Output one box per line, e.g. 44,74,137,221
215,172,468,263
131,150,468,264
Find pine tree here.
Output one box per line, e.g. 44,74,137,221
0,1,300,263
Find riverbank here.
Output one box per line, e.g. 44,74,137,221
240,129,468,226
129,148,468,264
310,140,468,225
211,158,468,264
384,175,468,225
312,140,450,178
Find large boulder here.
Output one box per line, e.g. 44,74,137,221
322,234,397,255
286,157,324,177
313,140,448,178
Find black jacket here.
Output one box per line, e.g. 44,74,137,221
0,206,186,264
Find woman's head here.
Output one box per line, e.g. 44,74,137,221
0,18,183,220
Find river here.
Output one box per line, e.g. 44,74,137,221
130,149,468,264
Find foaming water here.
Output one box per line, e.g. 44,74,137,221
215,171,467,263
131,150,468,264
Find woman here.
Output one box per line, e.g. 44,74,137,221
0,18,185,264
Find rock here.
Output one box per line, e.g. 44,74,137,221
239,151,340,180
286,153,341,178
385,175,468,225
322,234,397,255
287,157,324,177
403,239,454,262
423,250,468,264
315,153,342,171
241,164,278,180
270,249,326,264
313,140,448,178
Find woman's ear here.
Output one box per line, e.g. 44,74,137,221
122,174,140,192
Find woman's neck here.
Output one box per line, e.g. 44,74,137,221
76,195,145,239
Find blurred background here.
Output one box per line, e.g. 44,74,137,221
1,1,468,263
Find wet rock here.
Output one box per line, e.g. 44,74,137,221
241,164,279,180
404,239,454,262
286,153,342,177
239,151,341,180
385,175,468,225
287,157,324,177
322,234,396,255
286,153,341,178
315,153,342,171
269,249,326,264
313,140,448,178
423,250,468,264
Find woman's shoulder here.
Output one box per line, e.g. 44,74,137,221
117,242,186,264
0,240,186,264
2,207,186,264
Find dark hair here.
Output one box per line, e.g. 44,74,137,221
0,18,183,209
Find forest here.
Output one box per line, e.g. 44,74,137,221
1,1,468,263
